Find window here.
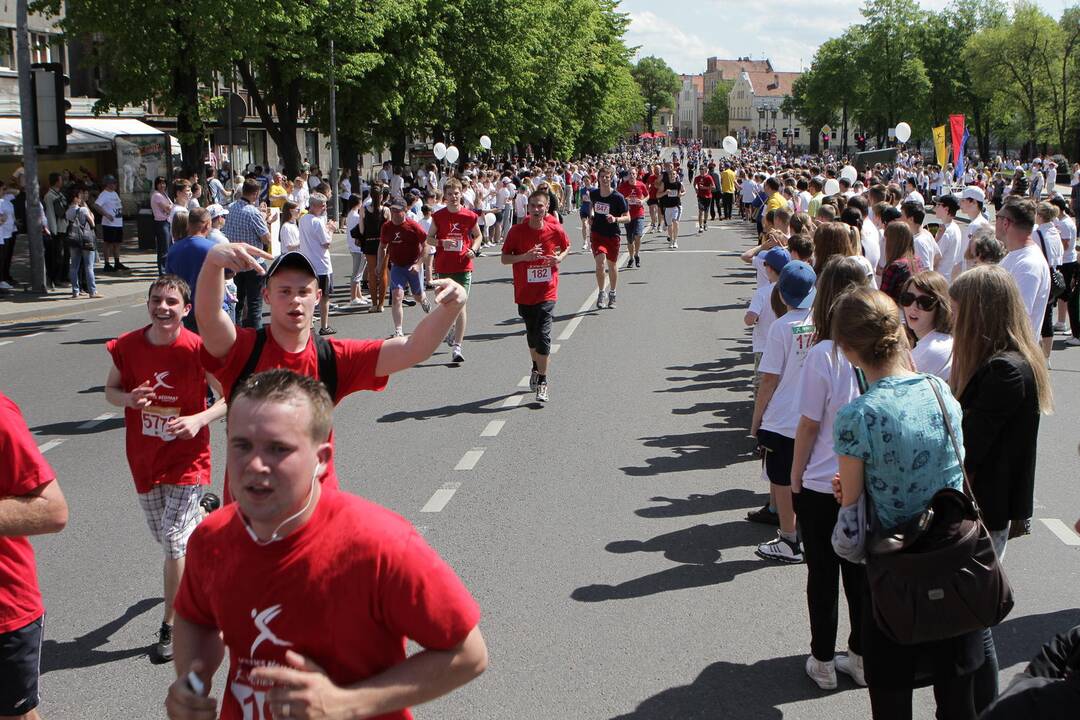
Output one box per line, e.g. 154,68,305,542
305,131,320,167
0,29,13,69
30,32,52,64
831,130,837,140
794,128,801,138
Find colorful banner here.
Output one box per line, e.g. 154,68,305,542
955,128,970,181
933,125,947,167
949,114,966,166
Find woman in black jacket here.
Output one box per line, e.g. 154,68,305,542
949,264,1054,714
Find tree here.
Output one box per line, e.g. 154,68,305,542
631,56,680,132
702,80,734,137
1040,6,1080,154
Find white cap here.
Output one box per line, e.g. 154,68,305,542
207,203,229,219
960,186,985,203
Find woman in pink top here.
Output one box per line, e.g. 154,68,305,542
151,176,172,274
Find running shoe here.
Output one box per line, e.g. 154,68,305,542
350,296,371,306
529,368,539,392
1067,336,1080,346
625,256,634,270
806,656,837,690
150,622,173,664
318,326,337,335
835,653,867,687
755,532,803,564
672,241,678,249
607,291,616,309
451,346,464,363
116,262,132,273
596,290,605,310
536,379,549,403
403,297,416,307
635,256,640,268
102,262,115,273
746,504,780,526
1054,321,1068,332
420,298,431,313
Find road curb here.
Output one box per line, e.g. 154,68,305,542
0,284,149,325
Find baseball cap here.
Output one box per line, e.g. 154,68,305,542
501,177,512,184
207,203,229,219
761,247,791,273
388,198,407,210
266,251,316,280
960,186,985,203
777,260,816,309
103,174,117,185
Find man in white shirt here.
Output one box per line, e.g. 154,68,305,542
297,193,337,336
901,200,940,272
902,177,925,207
93,175,129,273
1029,161,1045,199
998,196,1052,356
959,186,990,271
933,194,963,281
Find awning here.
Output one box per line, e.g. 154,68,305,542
67,117,166,140
0,118,115,155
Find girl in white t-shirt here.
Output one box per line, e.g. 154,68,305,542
791,256,870,690
901,271,953,381
1051,197,1078,341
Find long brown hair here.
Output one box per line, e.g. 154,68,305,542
813,222,853,275
948,265,1052,413
813,256,870,343
902,271,953,334
884,222,915,265
831,287,911,367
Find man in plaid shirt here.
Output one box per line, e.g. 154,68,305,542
222,179,271,328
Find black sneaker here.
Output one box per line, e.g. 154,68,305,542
116,262,132,273
625,256,634,270
318,326,337,336
150,622,173,664
635,255,640,268
102,262,115,273
529,368,539,392
403,297,416,307
746,503,780,526
199,492,221,514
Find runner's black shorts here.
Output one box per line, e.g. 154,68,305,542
757,429,795,487
519,300,555,355
0,615,43,716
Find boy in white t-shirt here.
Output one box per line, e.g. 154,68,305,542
745,247,790,391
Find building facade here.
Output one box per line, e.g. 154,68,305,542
676,75,703,140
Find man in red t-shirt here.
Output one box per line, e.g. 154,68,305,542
693,164,716,234
501,190,570,402
166,370,486,720
426,178,482,364
105,275,227,664
194,244,467,492
377,199,430,339
617,166,649,270
0,393,68,720
645,163,661,233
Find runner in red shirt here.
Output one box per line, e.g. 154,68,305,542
105,275,227,664
617,166,649,269
0,393,67,719
501,190,570,402
645,163,661,233
426,179,482,364
166,370,486,720
194,246,467,493
693,164,716,234
377,200,431,338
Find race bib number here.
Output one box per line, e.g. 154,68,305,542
527,265,553,283
667,189,679,198
141,405,179,441
792,324,817,358
441,234,463,252
628,196,642,205
594,202,611,215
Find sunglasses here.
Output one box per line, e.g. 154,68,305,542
899,292,937,311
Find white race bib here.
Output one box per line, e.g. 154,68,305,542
628,196,642,205
527,265,553,283
666,189,679,198
441,234,463,252
594,202,610,215
141,405,179,441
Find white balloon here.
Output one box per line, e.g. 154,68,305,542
722,136,738,153
895,122,911,143
480,135,492,150
824,178,841,196
840,165,858,183
445,145,459,164
484,212,496,227
433,142,446,160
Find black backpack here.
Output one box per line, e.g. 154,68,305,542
231,328,338,401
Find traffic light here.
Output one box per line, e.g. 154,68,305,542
30,63,71,153
856,133,867,151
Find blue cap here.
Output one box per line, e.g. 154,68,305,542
761,247,791,273
777,260,816,309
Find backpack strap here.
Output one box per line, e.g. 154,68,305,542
312,333,338,401
231,328,268,401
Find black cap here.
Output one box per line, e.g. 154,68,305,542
388,198,407,210
266,251,317,279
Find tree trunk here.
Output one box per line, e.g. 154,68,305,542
390,127,407,169
236,59,303,176
173,62,202,176
841,102,848,156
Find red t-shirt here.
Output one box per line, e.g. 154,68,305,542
0,393,55,634
644,174,658,200
173,488,481,720
380,218,427,268
502,220,570,305
694,175,715,199
431,207,479,274
106,327,212,494
617,181,648,219
201,328,387,494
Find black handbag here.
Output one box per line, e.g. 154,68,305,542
1037,230,1068,301
68,210,96,251
865,377,1014,646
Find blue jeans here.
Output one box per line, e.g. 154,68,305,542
155,220,171,275
234,268,265,329
70,248,97,296
974,526,1009,713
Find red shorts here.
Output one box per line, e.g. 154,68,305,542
590,234,620,262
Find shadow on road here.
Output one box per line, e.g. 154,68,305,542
78,385,105,394
378,394,520,422
609,653,850,718
0,318,82,338
994,607,1080,668
635,488,765,519
605,521,774,566
31,417,125,436
571,559,764,602
41,597,162,673
60,336,112,346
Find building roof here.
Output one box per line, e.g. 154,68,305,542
743,71,801,97
706,57,773,80
681,74,705,97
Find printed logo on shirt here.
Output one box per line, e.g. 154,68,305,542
230,605,295,720
151,371,175,393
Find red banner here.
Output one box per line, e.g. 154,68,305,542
949,114,966,165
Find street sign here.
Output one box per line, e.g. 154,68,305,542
820,124,832,137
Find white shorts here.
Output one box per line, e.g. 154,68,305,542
664,206,682,224
138,484,204,559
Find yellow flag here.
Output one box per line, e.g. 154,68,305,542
933,125,947,167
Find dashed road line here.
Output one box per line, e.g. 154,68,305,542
130,301,146,307
77,412,116,430
502,394,524,408
1041,518,1080,546
0,340,11,347
454,447,486,471
549,343,560,354
421,482,462,513
22,332,43,339
558,252,630,342
99,310,121,317
480,420,505,437
517,375,532,388
37,439,64,453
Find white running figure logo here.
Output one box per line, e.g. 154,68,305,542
249,605,292,656
151,371,175,393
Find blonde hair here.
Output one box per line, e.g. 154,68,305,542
948,265,1053,413
170,209,189,241
831,287,910,366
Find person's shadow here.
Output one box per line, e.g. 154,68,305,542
40,597,161,673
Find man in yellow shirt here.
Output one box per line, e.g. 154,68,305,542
268,172,288,209
764,177,785,213
720,164,737,220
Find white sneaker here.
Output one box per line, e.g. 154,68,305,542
755,532,803,563
1054,321,1067,332
835,652,867,687
671,241,678,249
1067,336,1080,346
805,656,837,690
0,281,12,290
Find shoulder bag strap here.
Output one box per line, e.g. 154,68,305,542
1036,229,1049,260
231,328,268,401
925,375,980,512
312,333,338,401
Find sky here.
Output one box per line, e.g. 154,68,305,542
618,0,1071,75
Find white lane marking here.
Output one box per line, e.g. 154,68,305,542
99,310,121,317
22,332,43,339
0,340,11,347
455,447,486,471
1041,519,1080,546
642,249,733,254
502,394,524,408
549,343,560,354
481,420,505,437
77,412,116,430
421,482,462,513
517,375,531,388
130,301,146,307
37,439,64,453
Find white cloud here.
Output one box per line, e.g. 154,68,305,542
625,11,736,74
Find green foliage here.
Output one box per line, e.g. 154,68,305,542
631,56,680,132
703,80,734,132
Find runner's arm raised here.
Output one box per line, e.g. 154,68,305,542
196,243,273,358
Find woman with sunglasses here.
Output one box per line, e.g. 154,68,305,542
901,271,953,381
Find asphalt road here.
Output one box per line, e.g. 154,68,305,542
4,203,1079,719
